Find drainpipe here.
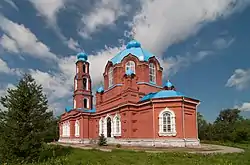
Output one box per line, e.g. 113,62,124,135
182,97,186,147
151,99,156,147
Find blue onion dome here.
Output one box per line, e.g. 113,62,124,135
96,86,104,93
77,52,88,62
125,68,135,76
126,40,141,49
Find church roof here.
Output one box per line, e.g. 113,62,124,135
110,40,154,64
140,90,185,102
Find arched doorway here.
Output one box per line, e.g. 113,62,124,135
107,117,111,137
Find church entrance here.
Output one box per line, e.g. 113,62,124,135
107,117,111,137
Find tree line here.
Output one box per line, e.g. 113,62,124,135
198,109,250,143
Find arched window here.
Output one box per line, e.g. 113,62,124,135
83,98,89,108
158,108,176,136
83,64,86,73
75,120,80,137
108,67,113,87
149,63,156,83
125,61,135,73
113,114,121,136
63,121,70,137
99,118,104,136
83,78,88,90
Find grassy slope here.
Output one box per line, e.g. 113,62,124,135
27,143,250,165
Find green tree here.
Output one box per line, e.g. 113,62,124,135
215,108,243,124
0,74,54,163
197,112,208,140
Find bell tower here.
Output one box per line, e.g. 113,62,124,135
73,52,93,110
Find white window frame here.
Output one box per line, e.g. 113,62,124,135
149,63,156,83
83,98,89,108
158,108,176,136
108,67,113,87
62,121,70,137
75,120,80,137
125,61,136,74
113,114,121,136
99,118,104,136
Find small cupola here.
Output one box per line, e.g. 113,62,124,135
77,52,88,62
126,40,141,49
163,80,176,90
96,86,104,93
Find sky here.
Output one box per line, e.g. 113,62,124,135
0,0,250,122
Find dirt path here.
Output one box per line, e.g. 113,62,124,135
53,142,244,154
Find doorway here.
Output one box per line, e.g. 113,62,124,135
107,117,111,137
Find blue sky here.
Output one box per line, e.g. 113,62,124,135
0,0,250,122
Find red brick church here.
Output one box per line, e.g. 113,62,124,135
58,40,200,147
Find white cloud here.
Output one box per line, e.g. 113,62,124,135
67,38,81,51
0,58,12,74
130,0,250,56
28,0,81,51
28,0,65,25
159,50,213,76
0,15,57,61
79,0,130,38
3,0,18,10
235,102,250,111
226,69,250,90
0,58,22,75
0,34,19,53
213,38,235,49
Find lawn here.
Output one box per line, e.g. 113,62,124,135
25,143,250,165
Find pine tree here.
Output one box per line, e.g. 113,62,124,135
0,74,54,163
98,134,107,146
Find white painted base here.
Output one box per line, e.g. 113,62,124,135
58,138,200,148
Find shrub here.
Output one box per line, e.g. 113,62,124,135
98,134,107,146
116,144,121,148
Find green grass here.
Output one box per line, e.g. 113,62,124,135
24,143,250,165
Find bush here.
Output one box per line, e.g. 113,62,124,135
116,144,121,148
98,134,107,146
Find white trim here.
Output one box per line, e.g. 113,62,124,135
74,79,77,91
158,108,177,136
62,121,70,137
75,120,80,137
149,63,156,83
74,99,76,109
108,67,113,87
113,113,121,136
99,117,104,136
